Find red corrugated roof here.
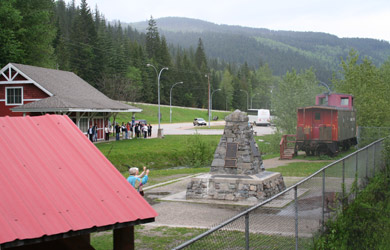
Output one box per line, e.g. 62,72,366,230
0,115,157,245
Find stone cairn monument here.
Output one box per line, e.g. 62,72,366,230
186,110,286,202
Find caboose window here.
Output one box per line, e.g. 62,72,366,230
319,97,327,105
341,97,349,106
315,112,321,120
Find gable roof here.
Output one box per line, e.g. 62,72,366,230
0,115,157,248
2,63,141,113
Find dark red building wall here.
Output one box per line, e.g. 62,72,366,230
0,84,49,116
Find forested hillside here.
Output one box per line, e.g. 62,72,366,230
2,0,390,124
129,17,390,81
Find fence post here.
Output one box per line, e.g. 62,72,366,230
322,170,325,232
366,148,369,179
357,126,361,148
245,213,249,250
294,186,298,250
342,159,345,210
355,152,359,198
373,143,376,176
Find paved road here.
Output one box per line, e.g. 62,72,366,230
150,121,275,137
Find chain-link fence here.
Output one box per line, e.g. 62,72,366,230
173,138,386,250
357,126,390,148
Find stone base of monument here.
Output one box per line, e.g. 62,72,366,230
186,171,286,202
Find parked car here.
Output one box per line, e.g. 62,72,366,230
193,118,207,126
135,119,147,125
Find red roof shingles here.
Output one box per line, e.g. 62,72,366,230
0,115,157,245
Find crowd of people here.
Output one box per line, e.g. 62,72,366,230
111,122,153,141
88,121,153,142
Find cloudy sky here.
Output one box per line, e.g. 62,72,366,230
68,0,390,42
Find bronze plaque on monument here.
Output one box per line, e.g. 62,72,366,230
226,143,238,158
225,143,238,167
224,159,237,167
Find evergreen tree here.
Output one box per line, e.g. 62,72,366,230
69,0,97,84
219,68,234,110
158,36,173,104
195,38,207,70
0,0,24,66
14,0,56,67
1,0,57,67
145,16,160,60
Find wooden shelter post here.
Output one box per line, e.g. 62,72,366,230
113,226,134,250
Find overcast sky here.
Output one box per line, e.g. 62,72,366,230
68,0,390,42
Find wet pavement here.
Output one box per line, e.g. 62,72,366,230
142,169,320,238
142,157,315,233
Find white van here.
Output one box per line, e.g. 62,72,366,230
255,109,271,126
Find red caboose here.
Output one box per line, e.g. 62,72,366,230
295,93,357,156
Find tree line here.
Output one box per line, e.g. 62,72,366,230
0,0,279,112
1,0,389,130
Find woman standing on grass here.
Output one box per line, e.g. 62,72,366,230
127,166,149,196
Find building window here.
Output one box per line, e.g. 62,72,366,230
315,112,321,120
79,118,88,133
341,97,349,106
319,97,327,105
6,87,23,105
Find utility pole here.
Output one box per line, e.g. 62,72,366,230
205,73,211,128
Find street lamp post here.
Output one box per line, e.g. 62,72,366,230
211,88,221,121
170,81,183,123
250,93,260,109
240,89,249,111
147,63,168,138
205,74,211,128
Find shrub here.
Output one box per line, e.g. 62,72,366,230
185,133,215,168
313,137,390,249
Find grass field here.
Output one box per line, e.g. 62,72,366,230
90,225,313,250
95,133,283,174
95,135,221,173
114,103,230,124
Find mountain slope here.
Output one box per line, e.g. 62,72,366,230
128,17,390,80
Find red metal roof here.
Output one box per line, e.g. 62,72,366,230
0,115,157,246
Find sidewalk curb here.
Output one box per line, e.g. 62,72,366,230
144,173,204,191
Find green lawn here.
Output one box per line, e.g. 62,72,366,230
95,134,284,174
115,103,230,124
268,161,333,177
95,135,221,173
95,133,333,182
91,225,313,250
91,226,207,250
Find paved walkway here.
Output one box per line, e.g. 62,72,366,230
142,156,320,231
142,163,319,242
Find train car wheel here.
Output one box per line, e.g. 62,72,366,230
315,145,328,156
342,140,351,151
